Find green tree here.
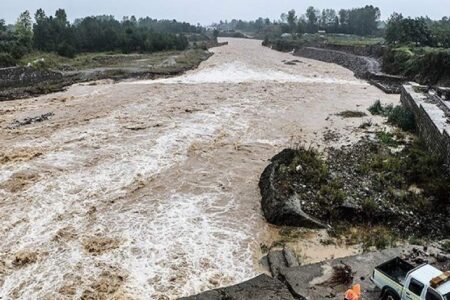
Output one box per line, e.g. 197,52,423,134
15,10,33,50
306,6,319,33
385,13,403,44
320,9,337,32
0,19,6,32
287,10,297,33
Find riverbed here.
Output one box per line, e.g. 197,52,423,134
0,38,398,299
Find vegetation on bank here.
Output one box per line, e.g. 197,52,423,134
381,15,450,85
0,9,208,67
383,47,450,86
368,100,416,131
241,5,450,86
215,5,382,40
18,48,209,73
265,96,449,252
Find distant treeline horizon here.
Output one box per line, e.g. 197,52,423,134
213,6,450,47
0,8,206,67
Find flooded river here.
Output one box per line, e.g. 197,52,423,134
0,38,398,299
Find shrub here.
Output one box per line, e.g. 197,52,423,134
376,131,398,146
286,148,328,187
387,106,415,131
361,197,378,217
0,52,17,67
57,42,76,58
368,100,393,116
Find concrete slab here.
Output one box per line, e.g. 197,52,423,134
180,274,296,300
280,247,416,300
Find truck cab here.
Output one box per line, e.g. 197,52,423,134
371,257,450,300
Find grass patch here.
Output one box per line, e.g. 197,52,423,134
360,138,449,208
336,110,367,118
376,131,399,146
344,226,398,251
278,148,328,188
19,49,209,72
325,35,384,46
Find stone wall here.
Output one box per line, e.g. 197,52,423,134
295,46,380,78
401,83,450,171
0,67,63,89
316,43,386,58
295,47,405,93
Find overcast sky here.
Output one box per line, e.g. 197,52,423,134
1,0,449,25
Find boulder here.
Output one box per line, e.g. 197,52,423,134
259,149,329,229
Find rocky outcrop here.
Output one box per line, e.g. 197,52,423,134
259,149,330,229
259,140,449,237
179,274,296,300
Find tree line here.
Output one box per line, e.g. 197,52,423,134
215,6,382,37
385,14,450,47
0,9,202,66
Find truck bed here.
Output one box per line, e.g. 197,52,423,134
376,257,415,285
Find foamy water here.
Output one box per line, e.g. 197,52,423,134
0,38,399,299
0,99,255,298
128,62,367,85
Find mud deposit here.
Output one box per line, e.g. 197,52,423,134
0,38,398,299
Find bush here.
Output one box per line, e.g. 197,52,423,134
387,106,415,131
368,100,393,116
383,47,450,85
0,52,17,67
57,42,76,58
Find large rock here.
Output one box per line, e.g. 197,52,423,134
179,274,296,300
259,149,329,229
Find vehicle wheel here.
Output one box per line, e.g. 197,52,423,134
381,290,400,300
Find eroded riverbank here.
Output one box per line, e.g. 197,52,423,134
0,38,398,299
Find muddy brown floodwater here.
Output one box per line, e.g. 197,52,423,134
0,38,399,299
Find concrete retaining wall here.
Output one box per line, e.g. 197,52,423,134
401,84,450,171
0,67,63,88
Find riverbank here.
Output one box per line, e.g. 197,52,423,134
0,49,213,101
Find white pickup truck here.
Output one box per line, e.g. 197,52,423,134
371,257,450,300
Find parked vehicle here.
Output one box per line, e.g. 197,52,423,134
371,257,450,300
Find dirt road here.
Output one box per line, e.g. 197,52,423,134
0,38,398,299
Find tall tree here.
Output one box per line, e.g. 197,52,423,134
305,6,319,33
287,10,297,33
15,10,33,50
320,9,337,32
